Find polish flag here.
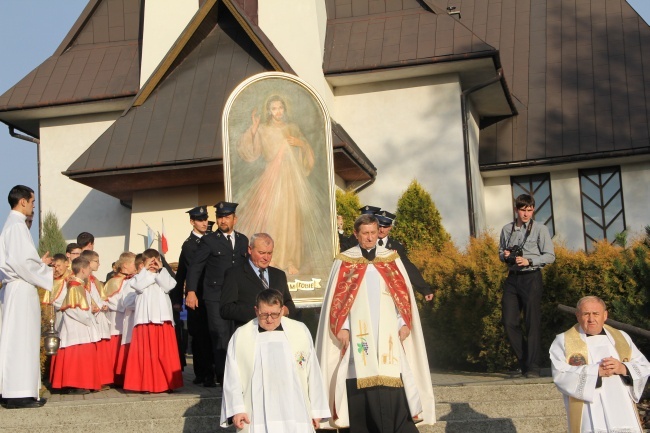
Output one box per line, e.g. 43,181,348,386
161,219,169,254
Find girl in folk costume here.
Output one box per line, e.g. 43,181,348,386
50,257,102,393
103,252,136,386
114,254,142,386
124,249,183,392
80,250,112,386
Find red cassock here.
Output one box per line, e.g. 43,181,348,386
50,342,101,391
123,322,183,393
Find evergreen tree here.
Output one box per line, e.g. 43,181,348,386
391,180,450,252
38,211,67,256
335,189,361,235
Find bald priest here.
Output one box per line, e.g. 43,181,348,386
550,296,650,433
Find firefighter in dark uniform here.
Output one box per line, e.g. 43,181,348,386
185,201,249,384
376,210,434,301
172,206,215,386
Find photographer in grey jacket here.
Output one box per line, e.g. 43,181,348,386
499,194,555,378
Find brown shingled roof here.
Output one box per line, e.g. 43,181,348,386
425,0,650,168
64,0,375,200
323,0,495,74
0,0,142,137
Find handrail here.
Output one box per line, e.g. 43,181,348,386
558,304,650,340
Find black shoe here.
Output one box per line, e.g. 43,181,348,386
5,397,46,409
203,380,217,388
192,376,204,385
67,388,90,395
506,368,524,377
525,370,541,378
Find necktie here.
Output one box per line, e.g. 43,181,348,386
227,234,233,249
259,268,269,289
378,239,384,246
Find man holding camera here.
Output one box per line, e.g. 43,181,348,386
499,194,555,378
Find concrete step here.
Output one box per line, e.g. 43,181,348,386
433,380,560,403
0,377,569,432
0,395,222,428
420,416,567,433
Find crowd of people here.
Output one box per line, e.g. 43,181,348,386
0,184,649,433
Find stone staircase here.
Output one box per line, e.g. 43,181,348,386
425,378,566,433
0,376,567,432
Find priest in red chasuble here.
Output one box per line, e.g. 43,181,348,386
315,214,435,432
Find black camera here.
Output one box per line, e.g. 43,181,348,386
505,245,523,265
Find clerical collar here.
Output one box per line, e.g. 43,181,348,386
258,324,283,333
360,247,376,261
586,329,607,337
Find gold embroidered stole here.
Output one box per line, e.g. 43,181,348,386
59,277,90,311
349,276,403,389
564,324,632,433
329,251,410,336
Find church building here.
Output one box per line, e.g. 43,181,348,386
1,0,649,279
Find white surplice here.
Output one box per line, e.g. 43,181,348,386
550,327,650,433
220,317,330,433
0,210,53,399
53,282,101,348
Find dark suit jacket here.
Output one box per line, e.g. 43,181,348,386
220,261,297,327
186,230,249,302
171,231,202,306
382,236,433,297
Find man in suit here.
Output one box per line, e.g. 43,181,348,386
172,206,215,387
375,210,434,301
186,201,248,384
221,233,296,328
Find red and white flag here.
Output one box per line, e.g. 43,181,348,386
161,219,169,254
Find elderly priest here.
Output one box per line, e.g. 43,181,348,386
550,296,650,433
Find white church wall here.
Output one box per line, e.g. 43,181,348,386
129,186,200,264
482,157,650,252
39,114,131,278
333,74,471,245
257,0,334,110
621,159,650,239
140,0,198,86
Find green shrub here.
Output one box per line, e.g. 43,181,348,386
38,211,66,256
391,180,450,252
412,234,650,372
335,189,361,236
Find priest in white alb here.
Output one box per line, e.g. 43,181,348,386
220,289,330,432
0,185,53,408
315,213,435,432
550,295,650,433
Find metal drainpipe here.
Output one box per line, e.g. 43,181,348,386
461,68,503,237
8,126,42,235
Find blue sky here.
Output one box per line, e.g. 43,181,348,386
0,0,649,242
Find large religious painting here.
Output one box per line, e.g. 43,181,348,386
223,72,336,306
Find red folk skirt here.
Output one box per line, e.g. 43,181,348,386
50,342,101,391
96,338,114,385
114,342,130,386
123,322,183,393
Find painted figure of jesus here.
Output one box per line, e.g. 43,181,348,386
236,94,317,275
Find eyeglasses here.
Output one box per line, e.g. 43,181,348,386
258,312,282,320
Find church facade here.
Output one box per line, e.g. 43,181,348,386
1,0,649,278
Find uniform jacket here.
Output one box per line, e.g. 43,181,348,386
381,237,433,297
186,230,249,302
